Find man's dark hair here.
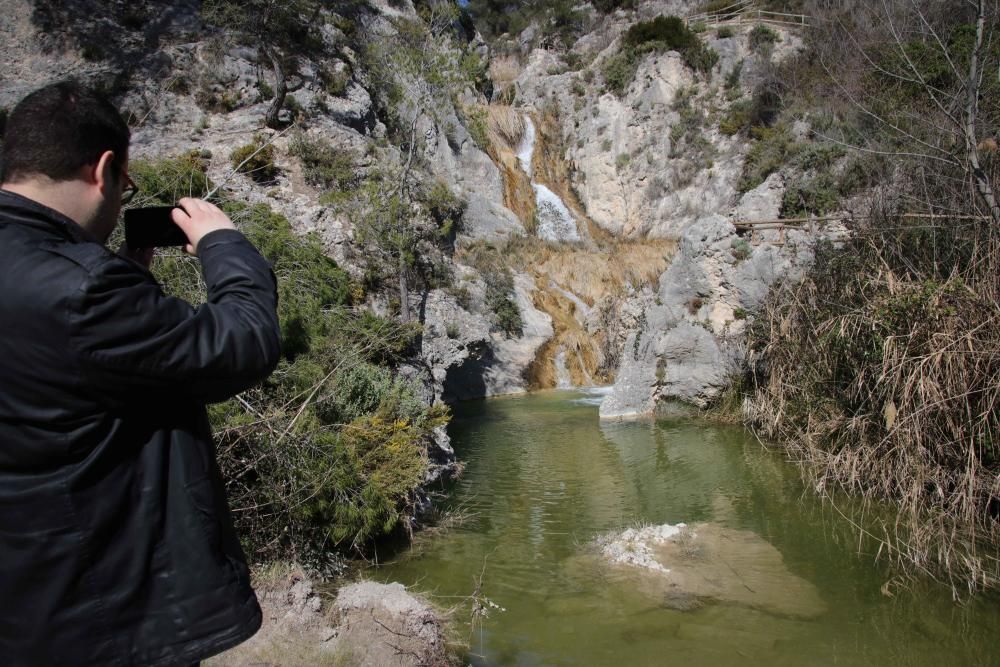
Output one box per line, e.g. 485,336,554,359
0,80,130,184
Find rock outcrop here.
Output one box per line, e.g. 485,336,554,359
594,522,826,619
211,570,452,667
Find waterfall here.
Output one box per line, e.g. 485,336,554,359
516,116,581,243
575,348,594,387
554,347,573,388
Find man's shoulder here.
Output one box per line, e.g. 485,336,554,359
0,223,149,302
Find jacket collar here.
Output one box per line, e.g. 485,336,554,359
0,188,96,243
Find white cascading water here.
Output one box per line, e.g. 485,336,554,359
554,348,573,389
516,116,581,243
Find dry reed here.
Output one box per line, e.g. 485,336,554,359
745,206,1000,596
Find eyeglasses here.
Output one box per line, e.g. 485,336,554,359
121,170,139,205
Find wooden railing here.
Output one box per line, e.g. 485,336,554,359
733,213,990,246
686,1,811,29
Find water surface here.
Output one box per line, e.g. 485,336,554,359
374,390,998,666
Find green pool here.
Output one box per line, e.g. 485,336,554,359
372,389,999,666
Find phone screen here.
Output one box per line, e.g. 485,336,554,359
123,206,188,247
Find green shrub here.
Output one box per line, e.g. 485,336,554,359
731,237,752,261
749,24,780,53
719,98,752,135
738,125,800,192
601,48,640,97
603,15,718,96
421,179,465,242
256,78,274,101
781,174,839,217
289,132,357,191
229,134,279,183
716,26,734,38
128,152,212,205
319,66,351,96
621,15,696,51
132,156,442,560
593,0,637,13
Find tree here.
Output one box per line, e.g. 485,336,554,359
201,0,321,128
360,4,477,322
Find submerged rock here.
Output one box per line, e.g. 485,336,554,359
594,523,827,620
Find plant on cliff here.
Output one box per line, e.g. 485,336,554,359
602,15,718,97
128,155,446,564
229,134,280,183
360,8,480,321
201,0,328,128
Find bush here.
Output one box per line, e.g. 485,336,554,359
748,24,780,53
621,15,696,51
719,98,752,135
738,125,800,192
781,174,839,217
128,152,212,204
593,0,637,13
289,132,357,191
603,15,718,96
229,134,278,183
731,237,752,261
716,26,734,38
131,155,444,562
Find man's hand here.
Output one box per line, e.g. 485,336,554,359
171,198,237,255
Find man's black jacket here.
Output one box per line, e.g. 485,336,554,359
0,190,281,665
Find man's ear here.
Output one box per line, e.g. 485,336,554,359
93,150,117,194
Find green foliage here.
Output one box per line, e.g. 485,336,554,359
716,26,734,39
289,132,358,191
421,179,466,242
738,125,799,192
462,243,524,337
719,98,751,135
601,49,641,97
731,237,752,261
748,24,779,53
615,152,631,170
603,15,718,96
621,15,695,51
781,173,839,217
319,66,351,97
128,152,212,204
229,135,279,183
256,78,274,101
132,156,443,560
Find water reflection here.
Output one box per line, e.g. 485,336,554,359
374,390,1000,667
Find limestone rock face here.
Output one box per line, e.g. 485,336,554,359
601,213,818,417
512,7,805,241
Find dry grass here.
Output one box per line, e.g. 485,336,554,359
485,104,525,150
488,55,521,87
745,210,1000,596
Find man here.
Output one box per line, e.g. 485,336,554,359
0,81,280,664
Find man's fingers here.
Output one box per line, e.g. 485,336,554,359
170,198,236,255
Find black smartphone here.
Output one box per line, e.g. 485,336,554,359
123,206,189,247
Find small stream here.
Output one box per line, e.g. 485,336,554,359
373,390,999,666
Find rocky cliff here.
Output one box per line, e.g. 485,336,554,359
0,0,843,419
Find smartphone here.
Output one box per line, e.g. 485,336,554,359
123,206,189,247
